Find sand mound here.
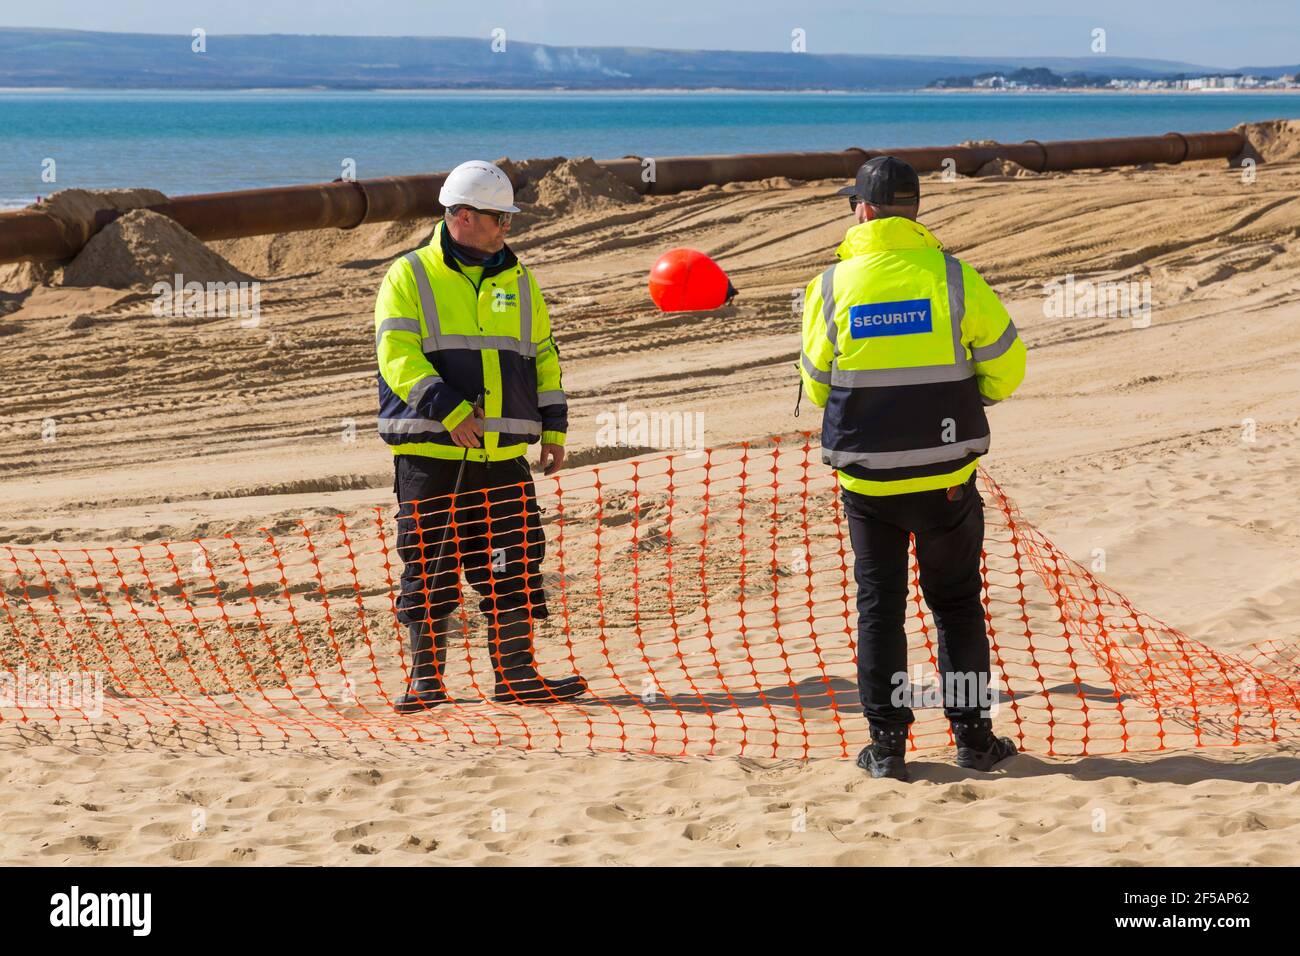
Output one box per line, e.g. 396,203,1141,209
974,158,1037,178
34,187,168,233
61,208,250,290
1234,118,1300,163
517,157,641,214
721,176,801,192
494,155,567,187
0,261,60,294
0,188,171,293
0,292,24,319
212,218,433,278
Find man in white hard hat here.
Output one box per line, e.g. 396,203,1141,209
374,160,586,712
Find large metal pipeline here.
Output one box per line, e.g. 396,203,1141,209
0,129,1246,266
597,130,1246,192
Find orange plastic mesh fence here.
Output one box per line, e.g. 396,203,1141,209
1,436,1296,757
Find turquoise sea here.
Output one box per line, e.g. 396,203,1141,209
4,90,1299,208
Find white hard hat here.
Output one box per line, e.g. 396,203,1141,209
439,160,520,213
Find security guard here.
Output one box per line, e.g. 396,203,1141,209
375,160,587,713
799,156,1026,780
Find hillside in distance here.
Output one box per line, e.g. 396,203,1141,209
2,27,1295,91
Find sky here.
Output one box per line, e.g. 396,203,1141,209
1,0,1297,67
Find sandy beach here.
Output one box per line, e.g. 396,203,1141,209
2,128,1299,865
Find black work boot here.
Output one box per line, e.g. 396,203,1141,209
952,717,1019,771
489,607,587,704
856,725,910,781
394,616,451,713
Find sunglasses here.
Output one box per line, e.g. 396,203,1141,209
463,206,513,227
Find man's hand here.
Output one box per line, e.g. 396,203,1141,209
540,443,565,476
450,405,485,448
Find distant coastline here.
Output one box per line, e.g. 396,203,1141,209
2,85,1298,95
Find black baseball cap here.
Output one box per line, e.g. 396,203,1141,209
836,156,920,206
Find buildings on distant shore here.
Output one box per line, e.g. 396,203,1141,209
1110,74,1297,90
934,68,1298,91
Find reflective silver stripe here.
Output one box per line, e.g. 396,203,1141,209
831,364,974,388
820,265,839,359
405,373,442,413
825,434,990,469
404,252,441,351
943,254,970,371
375,316,421,346
971,319,1019,364
517,269,533,350
494,417,543,435
800,351,831,385
378,416,542,436
537,389,566,407
424,333,538,356
981,395,1001,407
379,416,446,435
538,337,555,354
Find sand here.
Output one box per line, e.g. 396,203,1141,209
33,187,169,232
519,157,641,210
4,746,1295,865
61,208,250,289
0,260,60,295
213,218,434,280
0,187,172,291
974,157,1037,178
506,156,641,230
2,140,1299,865
1235,118,1300,163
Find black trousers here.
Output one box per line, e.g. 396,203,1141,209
841,472,992,742
393,454,549,626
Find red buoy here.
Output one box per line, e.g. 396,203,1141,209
648,248,736,312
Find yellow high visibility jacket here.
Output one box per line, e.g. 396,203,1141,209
374,222,567,461
800,217,1026,496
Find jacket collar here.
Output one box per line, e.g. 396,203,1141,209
434,221,519,280
836,217,943,260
